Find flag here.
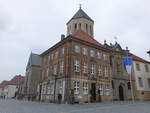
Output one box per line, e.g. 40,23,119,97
123,57,133,79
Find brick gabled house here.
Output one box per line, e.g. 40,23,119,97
37,8,113,103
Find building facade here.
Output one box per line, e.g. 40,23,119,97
23,53,41,100
37,8,114,103
132,54,150,100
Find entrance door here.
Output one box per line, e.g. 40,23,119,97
119,85,124,101
39,85,42,101
91,83,96,101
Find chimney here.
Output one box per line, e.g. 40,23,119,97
61,34,65,40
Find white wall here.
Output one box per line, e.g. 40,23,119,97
0,88,2,97
4,85,17,98
133,61,150,91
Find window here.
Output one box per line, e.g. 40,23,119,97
97,52,101,59
86,24,88,32
60,47,65,54
55,51,58,58
82,48,87,55
98,65,103,76
79,23,81,29
136,63,140,71
104,67,109,77
103,53,108,61
48,55,51,62
74,81,80,94
91,64,96,75
75,24,77,30
74,60,80,72
90,49,95,57
105,85,110,96
90,25,92,35
46,68,49,77
60,61,64,73
74,45,80,53
147,79,150,88
53,64,57,75
127,82,131,90
58,81,63,94
138,77,143,87
47,83,54,94
83,62,88,73
42,83,47,94
116,64,120,72
145,65,149,72
99,84,104,96
83,82,88,94
51,54,54,60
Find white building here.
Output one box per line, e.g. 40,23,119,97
0,75,24,99
132,54,150,100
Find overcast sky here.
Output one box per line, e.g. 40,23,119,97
0,0,150,82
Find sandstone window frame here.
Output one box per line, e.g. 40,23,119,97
99,84,104,96
138,77,143,87
83,82,88,95
98,65,103,76
83,62,88,74
74,59,80,72
53,64,57,75
90,63,96,75
74,45,80,53
90,49,95,57
74,81,80,95
82,48,87,55
60,61,64,73
105,84,110,96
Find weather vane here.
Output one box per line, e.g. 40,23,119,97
79,4,82,9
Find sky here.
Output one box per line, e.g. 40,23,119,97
0,0,150,82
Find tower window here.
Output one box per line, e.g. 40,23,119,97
86,24,88,32
79,23,81,29
75,24,77,30
90,25,92,35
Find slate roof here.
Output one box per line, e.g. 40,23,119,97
67,8,94,24
27,53,41,68
71,30,104,48
131,53,150,64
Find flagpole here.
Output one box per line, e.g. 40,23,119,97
126,47,134,104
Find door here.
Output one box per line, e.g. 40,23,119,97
91,83,96,101
119,85,124,101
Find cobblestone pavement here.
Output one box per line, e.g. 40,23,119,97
0,99,150,113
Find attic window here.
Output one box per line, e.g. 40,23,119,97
75,24,77,30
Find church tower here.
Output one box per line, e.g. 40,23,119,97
67,7,94,38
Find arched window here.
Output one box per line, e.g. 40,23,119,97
90,25,92,35
79,23,81,29
86,24,88,32
127,82,131,90
75,24,77,30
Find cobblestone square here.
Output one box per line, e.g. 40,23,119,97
0,99,150,113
